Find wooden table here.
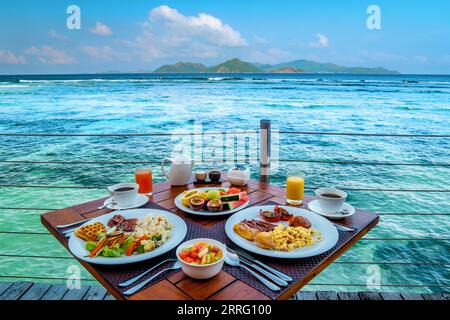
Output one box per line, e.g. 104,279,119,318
41,178,378,300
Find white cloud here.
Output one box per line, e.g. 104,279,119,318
25,46,75,64
309,33,329,48
0,49,26,64
81,45,129,61
49,30,68,41
89,22,113,36
131,5,246,60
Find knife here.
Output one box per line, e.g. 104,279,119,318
232,248,293,282
332,223,355,232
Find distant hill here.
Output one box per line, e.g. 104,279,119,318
262,59,399,74
270,67,304,74
152,58,399,74
207,58,262,73
153,62,208,73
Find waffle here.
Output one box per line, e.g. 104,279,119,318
75,222,106,241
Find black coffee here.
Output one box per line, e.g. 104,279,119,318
320,193,342,199
114,187,134,192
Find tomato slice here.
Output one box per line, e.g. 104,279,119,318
259,209,281,222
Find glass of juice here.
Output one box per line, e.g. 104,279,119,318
135,168,153,196
286,172,305,205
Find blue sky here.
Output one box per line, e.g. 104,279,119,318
1,0,450,74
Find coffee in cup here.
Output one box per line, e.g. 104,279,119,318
107,183,139,207
315,187,347,214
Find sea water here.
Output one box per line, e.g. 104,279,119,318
0,73,449,293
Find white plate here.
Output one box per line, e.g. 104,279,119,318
68,209,187,265
225,205,339,259
174,187,250,216
104,194,149,210
308,200,355,220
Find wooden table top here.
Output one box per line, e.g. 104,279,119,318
41,177,379,300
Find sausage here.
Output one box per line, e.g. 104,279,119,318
289,216,311,229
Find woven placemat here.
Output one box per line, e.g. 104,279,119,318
60,201,370,299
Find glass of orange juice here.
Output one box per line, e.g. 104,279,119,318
286,172,305,205
135,168,153,195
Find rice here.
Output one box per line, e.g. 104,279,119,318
134,215,173,240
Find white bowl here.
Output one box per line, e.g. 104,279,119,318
176,238,225,280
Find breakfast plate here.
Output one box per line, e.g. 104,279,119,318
68,209,187,265
174,187,250,216
225,205,339,259
308,200,355,219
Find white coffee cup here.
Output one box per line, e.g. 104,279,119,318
315,187,347,214
107,183,139,207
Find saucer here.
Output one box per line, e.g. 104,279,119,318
104,194,149,210
308,200,355,220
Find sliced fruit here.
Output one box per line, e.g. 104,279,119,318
223,199,246,211
206,189,221,200
220,193,240,202
221,191,248,202
206,199,223,212
227,187,241,194
181,189,199,207
190,197,205,211
197,192,208,200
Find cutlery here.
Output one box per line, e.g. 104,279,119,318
225,253,280,291
62,227,78,235
123,261,182,296
57,218,92,229
229,248,293,282
333,223,355,232
119,258,177,287
226,249,287,287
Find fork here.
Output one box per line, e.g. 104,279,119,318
123,261,182,296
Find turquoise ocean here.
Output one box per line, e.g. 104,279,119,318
0,73,449,293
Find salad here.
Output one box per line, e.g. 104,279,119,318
77,214,173,258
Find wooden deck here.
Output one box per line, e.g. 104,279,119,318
0,282,448,300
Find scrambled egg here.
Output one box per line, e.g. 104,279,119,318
270,225,322,251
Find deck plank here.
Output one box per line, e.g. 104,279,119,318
0,282,13,296
338,292,360,300
316,291,339,300
62,286,91,300
359,292,382,300
296,291,318,300
20,283,52,300
83,286,108,300
0,281,33,300
103,293,116,300
41,284,69,300
380,292,403,300
401,293,424,300
422,293,444,300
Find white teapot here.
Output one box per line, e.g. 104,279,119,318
161,155,194,186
